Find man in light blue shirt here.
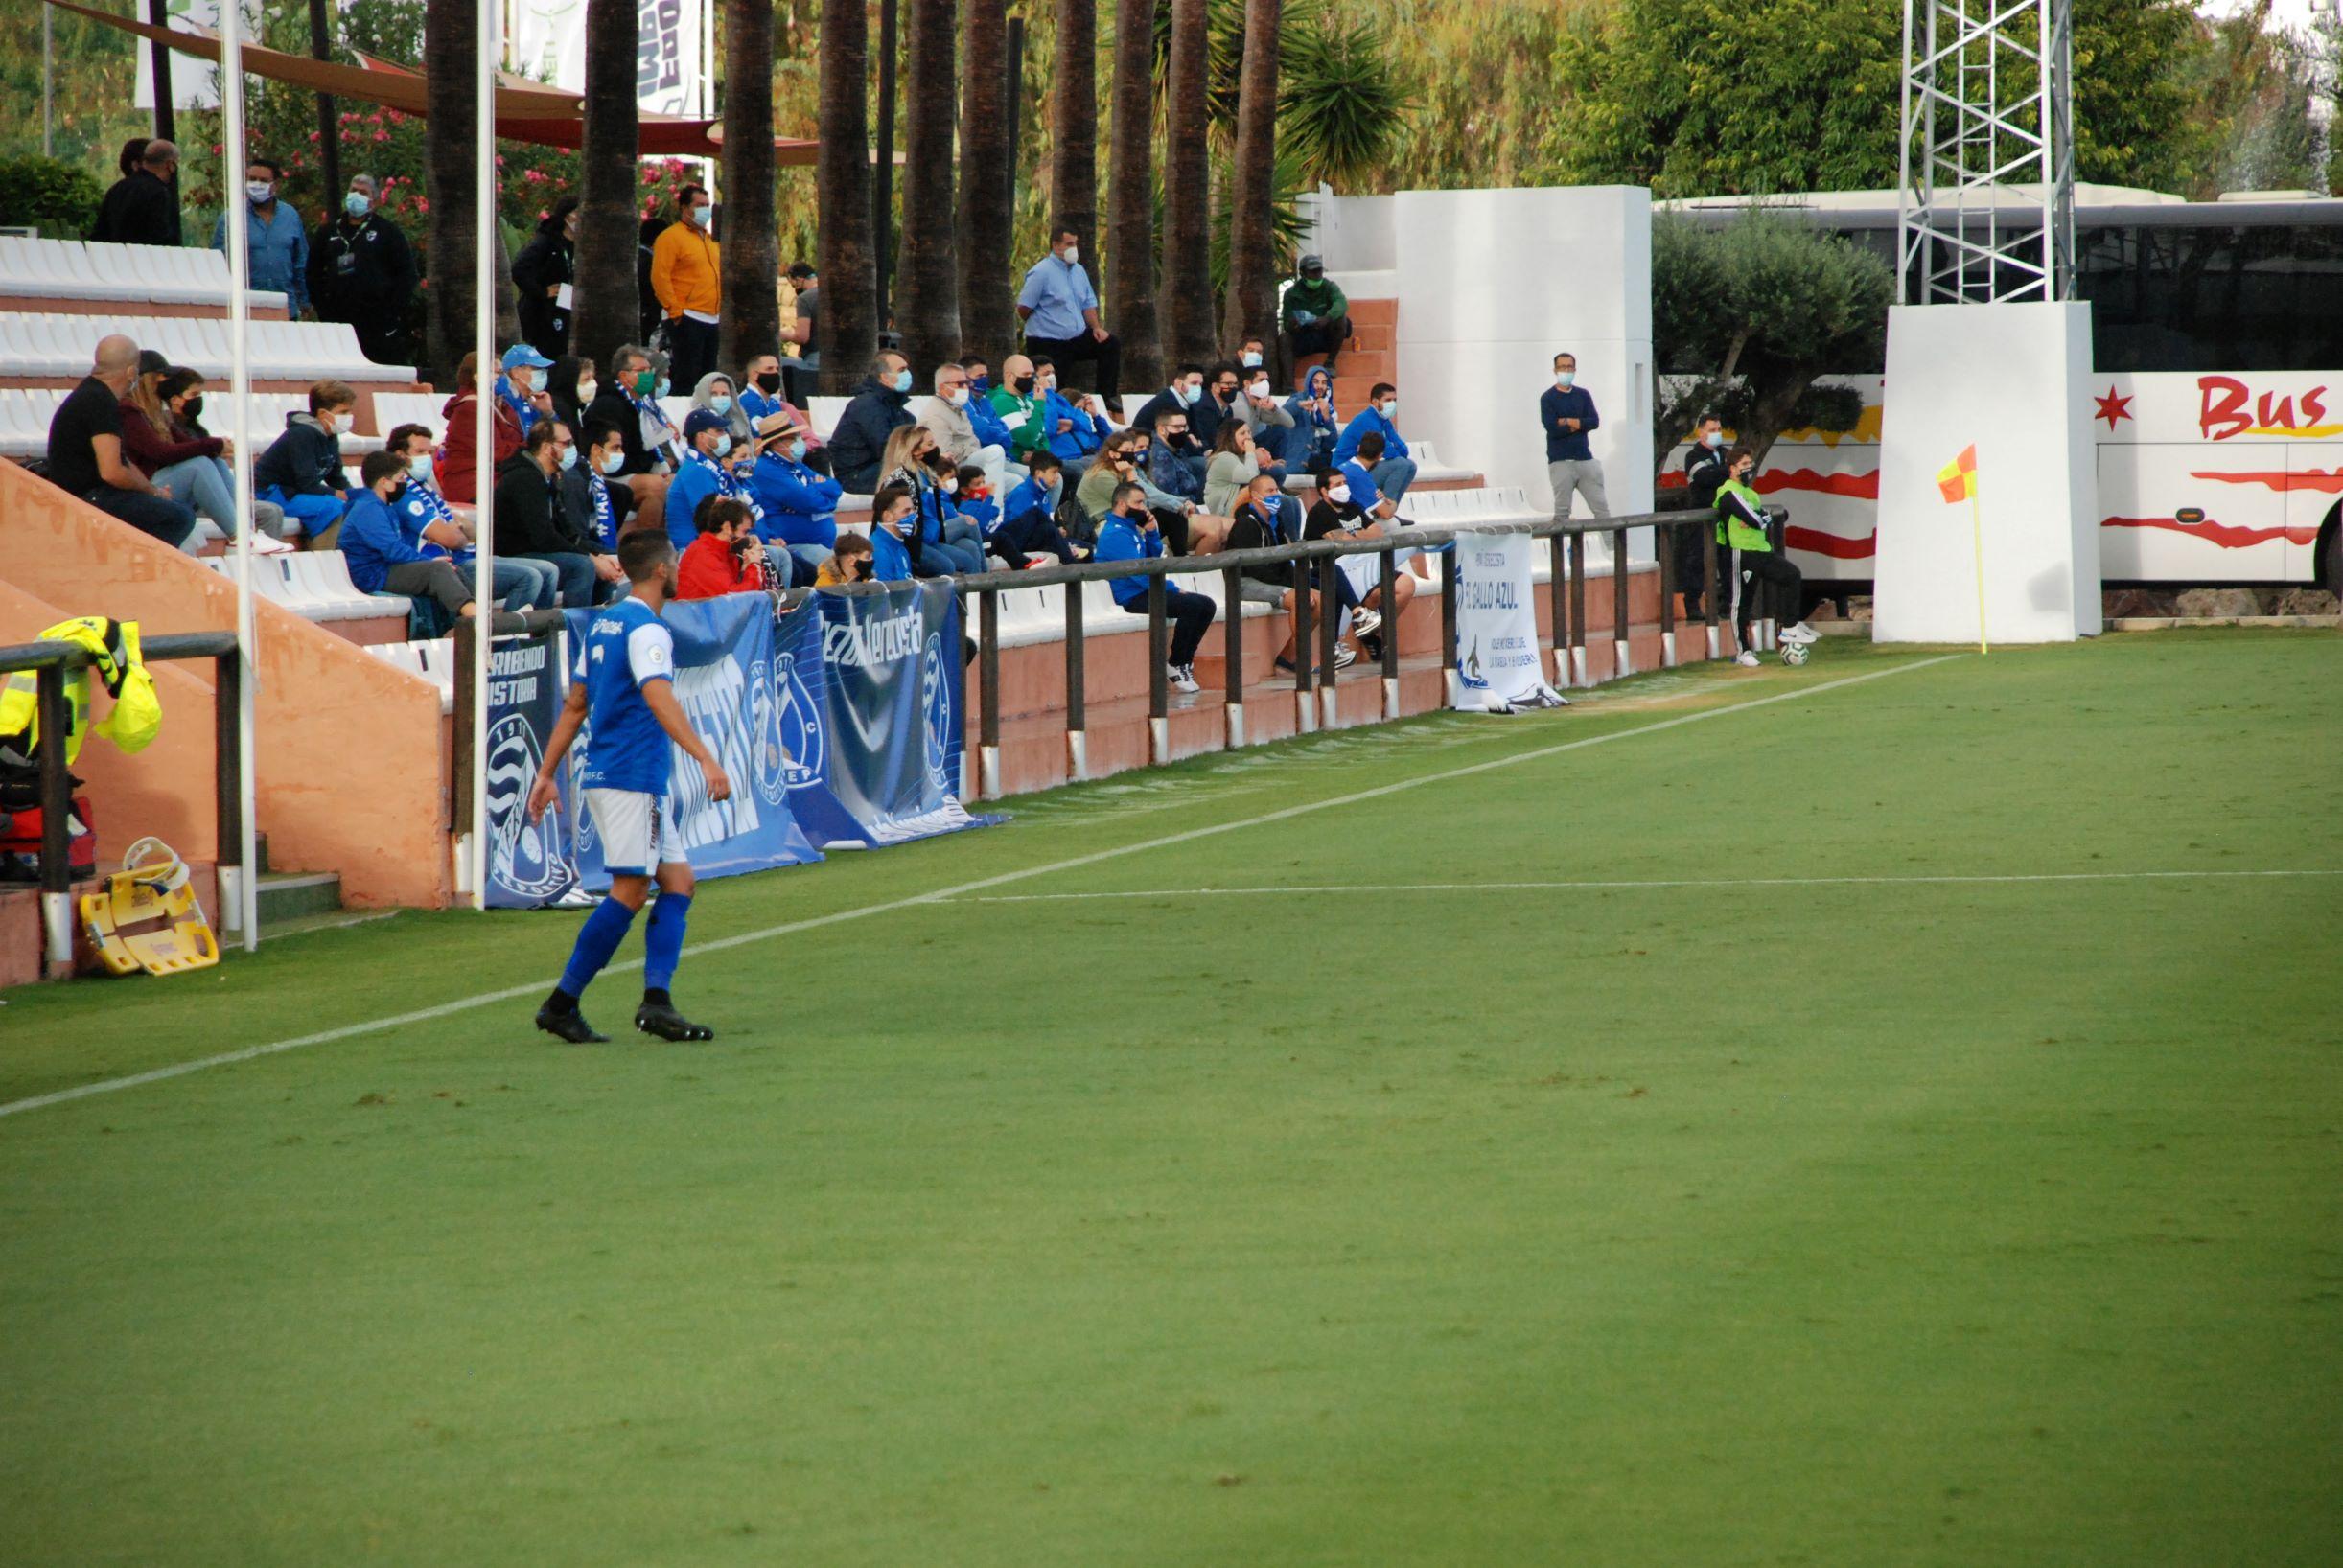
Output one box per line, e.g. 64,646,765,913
1016,227,1123,400
210,157,310,316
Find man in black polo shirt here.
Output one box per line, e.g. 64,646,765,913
47,335,197,549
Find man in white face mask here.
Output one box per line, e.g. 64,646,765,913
650,183,722,389
210,156,312,319
1016,226,1123,401
307,172,418,366
1678,412,1728,618
916,361,1013,501
1543,350,1612,524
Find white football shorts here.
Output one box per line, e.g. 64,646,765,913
583,788,683,875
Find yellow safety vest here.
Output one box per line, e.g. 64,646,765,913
0,616,161,773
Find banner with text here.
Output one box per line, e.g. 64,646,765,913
1450,531,1565,712
811,582,991,845
483,632,583,909
560,595,823,892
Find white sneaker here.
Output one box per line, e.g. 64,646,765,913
1349,607,1383,639
1333,643,1357,669
1168,663,1201,695
1780,621,1820,644
1734,650,1761,667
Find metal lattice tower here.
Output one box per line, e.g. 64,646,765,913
1896,0,2076,304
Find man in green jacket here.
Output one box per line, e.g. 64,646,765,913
986,353,1050,462
1280,255,1353,381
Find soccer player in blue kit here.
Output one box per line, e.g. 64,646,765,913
526,531,733,1043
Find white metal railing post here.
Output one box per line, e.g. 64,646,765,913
220,0,260,951
467,0,499,910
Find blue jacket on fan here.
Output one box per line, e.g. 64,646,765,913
1334,404,1408,466
1092,510,1164,607
748,451,843,546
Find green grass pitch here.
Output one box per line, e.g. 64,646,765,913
2,629,2337,1566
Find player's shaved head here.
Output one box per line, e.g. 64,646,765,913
617,530,676,584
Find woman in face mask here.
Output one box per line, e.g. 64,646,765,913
737,354,832,474
692,372,753,451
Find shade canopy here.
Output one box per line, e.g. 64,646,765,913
47,0,821,163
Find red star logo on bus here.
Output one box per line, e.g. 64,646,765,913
2094,386,2134,431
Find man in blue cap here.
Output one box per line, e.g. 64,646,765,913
497,343,558,438
662,406,757,551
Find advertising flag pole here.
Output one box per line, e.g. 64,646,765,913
468,0,498,910
220,0,260,950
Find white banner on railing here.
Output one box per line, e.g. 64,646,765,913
1450,530,1565,713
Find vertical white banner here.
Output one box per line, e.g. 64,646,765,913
133,0,222,111
633,0,706,115
1450,532,1565,712
509,0,587,89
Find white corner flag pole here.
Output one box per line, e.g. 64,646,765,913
220,0,260,951
1970,480,1989,656
467,0,499,911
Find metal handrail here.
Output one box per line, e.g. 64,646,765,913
2,629,247,977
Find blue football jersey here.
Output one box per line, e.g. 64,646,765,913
575,597,676,795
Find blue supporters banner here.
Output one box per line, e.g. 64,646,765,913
559,595,823,891
482,632,584,909
811,581,995,846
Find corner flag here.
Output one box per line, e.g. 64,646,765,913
1936,444,1987,654
1936,444,1978,504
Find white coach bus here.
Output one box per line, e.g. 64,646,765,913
1662,189,2343,591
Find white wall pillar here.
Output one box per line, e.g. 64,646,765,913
1874,302,2100,643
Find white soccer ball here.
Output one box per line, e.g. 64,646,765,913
1780,640,1811,667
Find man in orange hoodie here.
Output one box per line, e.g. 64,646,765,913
650,185,721,390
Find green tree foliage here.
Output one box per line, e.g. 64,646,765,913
0,153,104,235
1553,0,2208,198
1376,0,1580,193
1650,212,1891,465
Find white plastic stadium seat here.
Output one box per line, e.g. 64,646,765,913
805,396,850,441
1404,438,1478,486
365,637,456,713
208,551,411,624
370,392,448,438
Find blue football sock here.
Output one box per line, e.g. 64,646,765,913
643,892,691,993
557,896,638,1000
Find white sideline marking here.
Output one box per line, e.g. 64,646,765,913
955,869,2343,904
0,655,1960,1122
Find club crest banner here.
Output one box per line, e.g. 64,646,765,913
810,582,992,846
1450,531,1564,713
481,631,582,909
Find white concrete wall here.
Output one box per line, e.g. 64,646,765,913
1307,188,1657,555
1874,302,2100,642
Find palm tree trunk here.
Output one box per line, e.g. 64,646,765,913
719,0,781,375
956,0,1012,365
422,0,476,381
816,0,877,392
572,0,641,372
1103,0,1158,388
1219,0,1279,351
1047,0,1097,243
1159,0,1213,366
898,0,961,376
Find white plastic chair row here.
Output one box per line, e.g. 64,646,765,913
369,391,450,438
204,550,411,624
0,236,288,310
364,637,457,714
0,311,407,380
1404,438,1478,485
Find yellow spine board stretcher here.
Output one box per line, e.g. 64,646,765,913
80,837,220,976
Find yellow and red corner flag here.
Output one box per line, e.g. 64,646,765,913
1936,443,1978,504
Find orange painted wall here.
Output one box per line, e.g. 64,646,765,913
0,463,451,907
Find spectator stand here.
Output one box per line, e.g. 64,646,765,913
0,237,290,319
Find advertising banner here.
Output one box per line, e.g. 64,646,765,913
811,582,990,846
482,632,581,909
560,595,822,892
1450,530,1565,712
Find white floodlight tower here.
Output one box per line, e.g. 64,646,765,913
1895,0,2076,303
1873,0,2099,644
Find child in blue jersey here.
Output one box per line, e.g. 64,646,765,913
526,532,733,1043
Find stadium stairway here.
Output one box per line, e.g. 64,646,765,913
0,461,452,912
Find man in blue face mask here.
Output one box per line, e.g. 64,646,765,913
829,350,920,494
307,173,418,367
1016,227,1123,399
